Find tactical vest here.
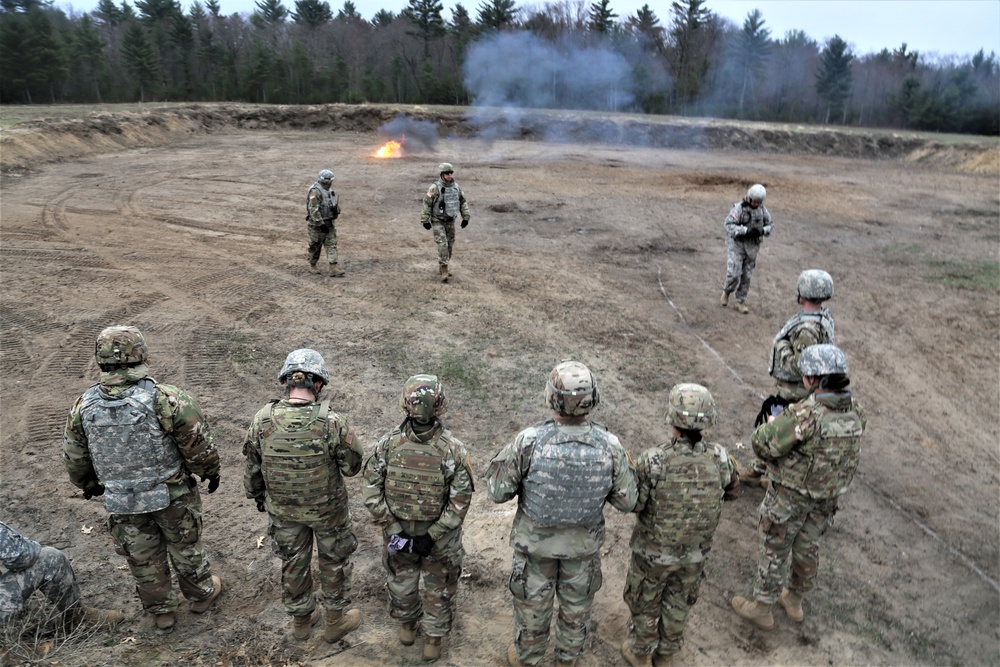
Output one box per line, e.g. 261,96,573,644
259,399,340,521
79,380,183,515
434,181,461,220
308,183,339,221
770,395,864,499
521,420,614,527
384,425,451,522
769,309,836,381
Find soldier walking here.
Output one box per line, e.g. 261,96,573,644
63,326,223,632
720,184,773,314
306,169,345,277
486,361,637,667
242,349,363,642
362,375,474,662
420,163,470,283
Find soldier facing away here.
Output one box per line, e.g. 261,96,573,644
732,344,866,630
242,349,363,642
362,375,474,662
486,361,637,667
306,169,345,277
720,184,773,314
63,326,223,632
620,384,740,667
420,162,470,283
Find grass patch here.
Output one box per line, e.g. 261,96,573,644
926,259,1000,291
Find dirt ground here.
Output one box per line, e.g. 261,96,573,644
1,105,998,667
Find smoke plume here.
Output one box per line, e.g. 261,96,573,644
377,115,440,152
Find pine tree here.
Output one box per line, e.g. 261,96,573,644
587,0,616,35
733,8,770,115
815,34,853,123
121,20,160,100
476,0,516,32
403,0,445,59
291,0,331,27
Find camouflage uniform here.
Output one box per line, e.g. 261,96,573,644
486,420,637,666
623,437,739,661
306,179,342,267
722,198,773,304
362,419,474,638
63,366,220,616
0,521,81,625
243,397,363,617
769,309,836,402
420,178,470,270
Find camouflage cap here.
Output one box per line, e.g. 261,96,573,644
437,162,454,174
400,374,447,420
797,269,834,301
318,169,334,183
278,348,330,384
667,383,718,431
798,344,848,376
546,361,599,416
95,325,148,367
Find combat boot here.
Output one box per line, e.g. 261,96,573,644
291,609,322,640
779,588,804,623
735,301,749,314
324,608,361,643
731,595,774,631
719,291,730,307
190,575,222,614
653,654,674,667
422,636,442,661
507,644,526,667
329,263,345,277
309,262,319,274
439,265,450,283
621,641,652,667
154,612,176,631
400,620,417,646
740,467,766,488
66,605,124,630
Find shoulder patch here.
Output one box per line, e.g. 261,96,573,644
426,188,436,198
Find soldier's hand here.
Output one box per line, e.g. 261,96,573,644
461,218,469,228
412,534,434,557
422,221,432,230
83,483,105,500
255,498,266,512
202,474,221,494
387,532,413,555
735,226,748,236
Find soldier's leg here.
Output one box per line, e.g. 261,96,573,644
552,554,602,663
325,224,339,265
510,552,557,666
752,487,809,604
420,529,463,637
657,563,703,657
444,221,456,260
722,238,742,295
314,522,358,611
789,500,836,596
156,489,214,603
109,513,177,615
431,222,450,268
735,242,760,302
622,552,665,658
270,518,317,616
307,227,324,266
0,546,83,625
383,543,422,622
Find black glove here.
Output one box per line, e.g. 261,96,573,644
422,221,432,230
460,218,469,228
202,474,221,494
83,483,105,500
255,498,266,512
411,534,434,557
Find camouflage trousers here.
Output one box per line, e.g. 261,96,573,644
381,526,463,637
108,484,215,615
752,483,837,603
722,237,761,302
307,222,338,266
622,553,705,659
430,219,455,267
269,515,357,616
0,547,81,625
509,551,603,666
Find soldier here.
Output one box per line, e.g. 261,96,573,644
420,162,470,283
745,270,836,487
1,520,124,629
306,169,345,277
63,326,223,632
486,361,637,667
720,184,773,314
731,344,866,630
621,384,740,667
242,349,363,642
362,375,474,662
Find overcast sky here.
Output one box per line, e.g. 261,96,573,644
60,0,1000,60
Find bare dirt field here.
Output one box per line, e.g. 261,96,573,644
1,104,998,667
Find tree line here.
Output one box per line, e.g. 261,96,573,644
1,0,997,135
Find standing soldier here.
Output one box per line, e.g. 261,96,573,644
486,361,637,667
731,345,865,630
242,349,363,642
63,326,223,633
620,384,739,667
306,169,345,277
420,162,470,283
745,270,836,487
362,375,474,662
720,184,773,314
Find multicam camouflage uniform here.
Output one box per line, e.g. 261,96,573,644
362,419,474,638
306,177,342,268
722,197,773,305
486,419,637,666
1,521,82,625
420,174,470,270
624,436,739,661
63,366,220,616
243,397,363,617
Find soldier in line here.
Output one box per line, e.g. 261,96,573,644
745,270,837,487
242,349,363,642
1,520,123,629
732,344,866,630
306,169,345,277
63,326,223,632
720,184,773,314
362,375,474,662
486,361,637,667
621,384,740,667
420,162,471,283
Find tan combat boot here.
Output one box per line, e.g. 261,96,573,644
731,595,774,630
507,644,526,667
719,291,730,307
735,301,749,314
291,609,322,640
66,605,124,630
154,612,175,631
621,640,653,667
190,575,222,614
324,608,361,643
439,265,450,283
309,262,319,274
740,467,766,488
423,635,442,661
400,620,417,646
329,263,345,277
779,588,805,622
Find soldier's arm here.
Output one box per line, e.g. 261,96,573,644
420,183,438,223
242,416,266,502
632,449,655,514
787,325,822,375
62,398,98,491
361,437,398,531
724,203,746,236
0,521,41,572
485,432,530,504
718,446,742,500
751,405,816,462
156,384,220,478
428,441,475,541
607,435,638,513
332,416,363,477
459,187,470,220
306,187,322,222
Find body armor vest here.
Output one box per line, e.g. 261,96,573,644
768,309,836,381
434,181,461,219
521,420,613,527
308,183,338,221
384,424,451,522
79,379,182,515
769,395,864,499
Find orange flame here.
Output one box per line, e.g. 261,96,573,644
375,139,403,158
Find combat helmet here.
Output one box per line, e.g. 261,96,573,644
798,344,848,376
797,269,834,301
437,162,454,175
546,361,599,417
400,374,447,422
747,184,766,203
95,325,148,368
667,383,718,431
278,348,331,385
318,169,335,184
